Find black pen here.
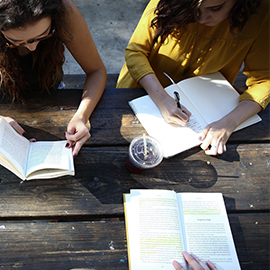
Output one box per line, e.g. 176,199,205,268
174,91,182,110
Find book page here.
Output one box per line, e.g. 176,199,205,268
178,72,261,129
178,193,241,270
125,189,187,270
129,84,207,158
26,141,73,179
0,117,30,178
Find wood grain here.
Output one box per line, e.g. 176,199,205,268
0,143,268,219
0,213,268,270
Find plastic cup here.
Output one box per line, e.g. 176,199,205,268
126,135,163,174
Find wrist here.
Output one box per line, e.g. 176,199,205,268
74,99,93,124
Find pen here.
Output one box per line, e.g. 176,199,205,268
174,91,182,110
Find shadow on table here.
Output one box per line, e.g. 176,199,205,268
77,148,221,204
20,124,63,141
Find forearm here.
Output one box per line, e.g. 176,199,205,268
138,73,170,106
73,67,107,124
220,99,262,130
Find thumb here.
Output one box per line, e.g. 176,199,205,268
199,125,210,141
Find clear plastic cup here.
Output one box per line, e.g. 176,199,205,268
126,135,163,174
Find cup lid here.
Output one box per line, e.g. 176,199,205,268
129,135,163,169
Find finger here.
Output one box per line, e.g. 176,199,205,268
172,260,185,270
72,139,84,157
200,133,213,151
65,128,90,142
65,132,75,149
173,107,190,124
183,251,207,270
181,105,192,119
206,260,218,270
199,125,210,141
205,141,227,156
65,131,91,157
165,115,188,127
7,119,26,136
190,253,209,269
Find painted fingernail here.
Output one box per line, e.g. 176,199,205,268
198,136,202,140
22,132,27,137
65,143,70,148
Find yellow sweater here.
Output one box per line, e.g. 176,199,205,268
117,0,270,109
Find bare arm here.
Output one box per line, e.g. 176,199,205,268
200,100,262,155
139,73,191,126
63,0,107,156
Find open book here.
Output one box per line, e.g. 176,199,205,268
0,117,74,180
129,72,261,158
124,189,241,270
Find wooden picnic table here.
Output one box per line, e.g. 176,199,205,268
0,74,269,270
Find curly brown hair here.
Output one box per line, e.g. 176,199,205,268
151,0,262,44
0,0,72,103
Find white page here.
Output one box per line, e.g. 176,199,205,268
26,141,73,178
178,193,241,270
126,189,186,270
178,72,261,130
129,84,206,158
0,117,30,178
129,72,261,158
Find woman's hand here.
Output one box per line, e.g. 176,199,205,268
1,116,36,142
158,94,191,127
65,115,91,157
138,73,191,126
199,100,262,155
63,0,107,158
173,251,217,270
199,118,235,155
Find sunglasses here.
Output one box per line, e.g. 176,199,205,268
5,29,55,49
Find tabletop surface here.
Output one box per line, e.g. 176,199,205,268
0,83,269,270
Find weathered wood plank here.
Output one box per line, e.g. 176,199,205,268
0,88,269,145
62,72,247,92
0,213,268,270
63,74,119,89
0,220,128,270
0,143,268,219
228,213,270,270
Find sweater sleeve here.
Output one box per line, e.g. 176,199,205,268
124,0,158,83
240,12,270,110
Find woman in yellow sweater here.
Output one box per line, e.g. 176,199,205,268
117,0,269,155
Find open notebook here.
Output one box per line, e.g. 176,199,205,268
129,72,261,158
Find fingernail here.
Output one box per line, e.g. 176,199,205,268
73,153,77,158
65,143,70,148
22,132,27,137
198,136,202,140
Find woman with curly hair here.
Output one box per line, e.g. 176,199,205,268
0,0,107,156
117,0,269,155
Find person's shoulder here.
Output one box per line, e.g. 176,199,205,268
62,0,78,13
